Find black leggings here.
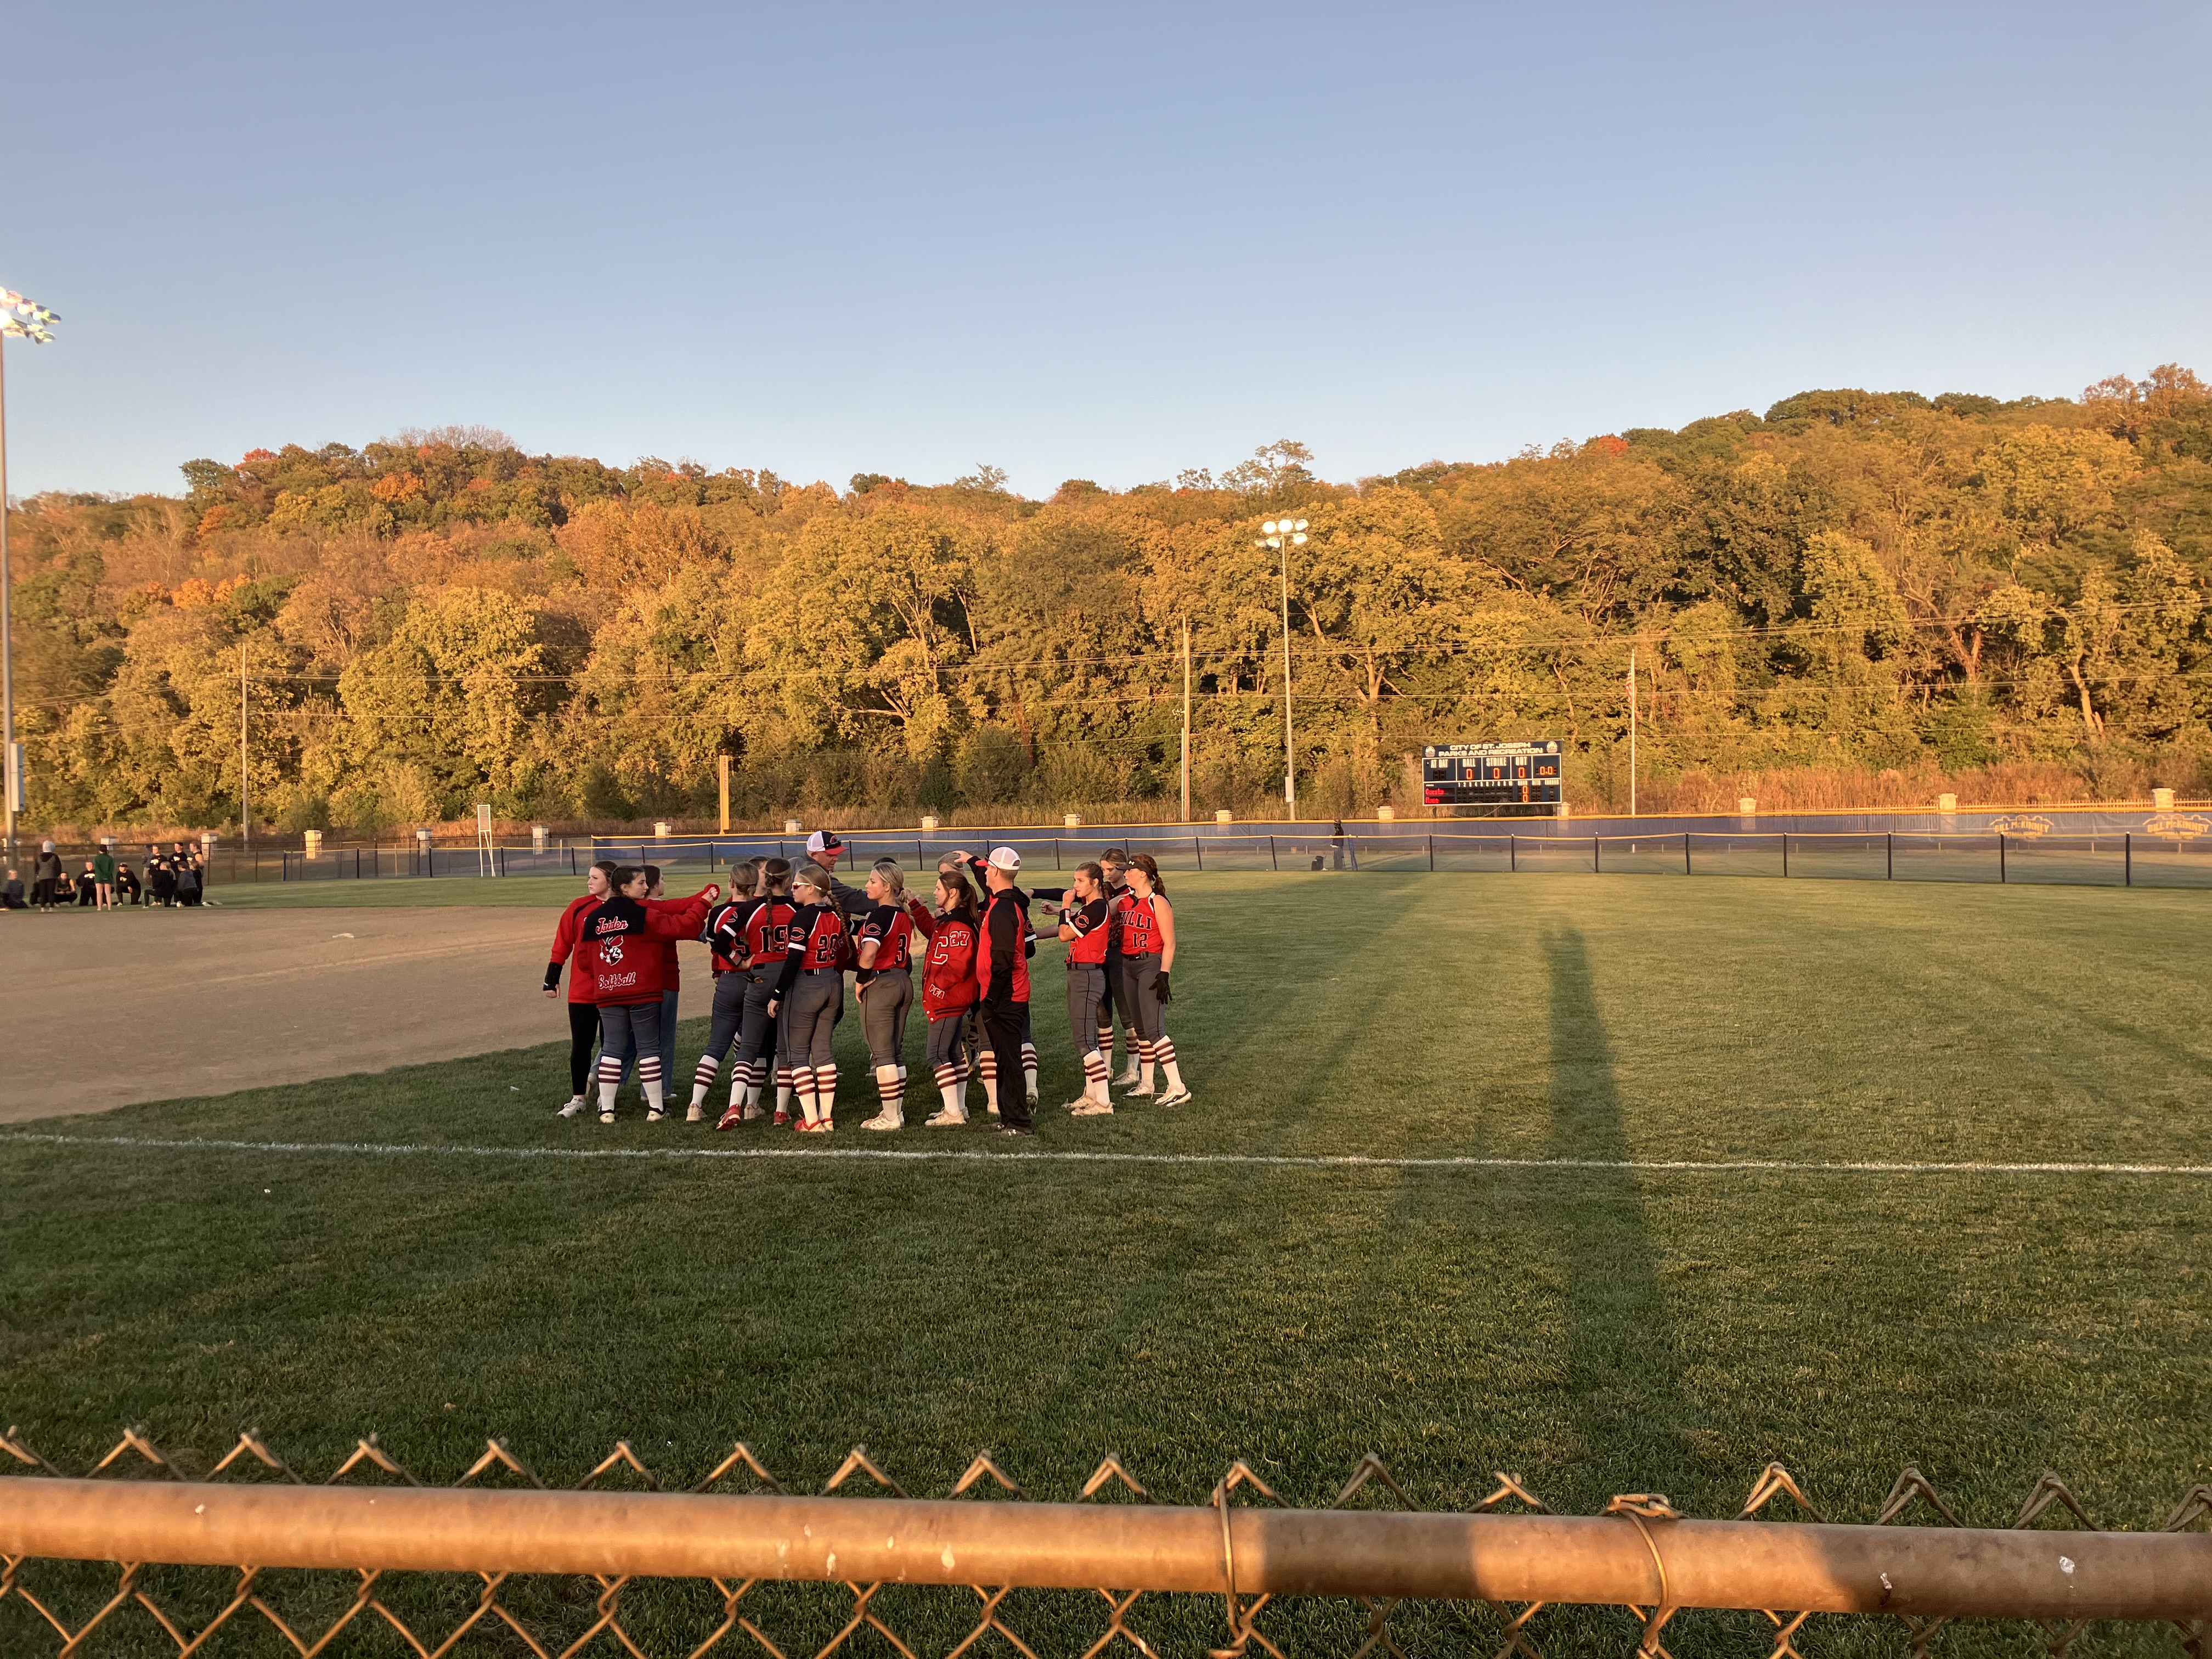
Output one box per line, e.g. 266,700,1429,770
567,1001,600,1096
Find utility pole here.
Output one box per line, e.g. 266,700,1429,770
1255,518,1308,819
0,323,14,867
1628,646,1638,819
240,641,251,858
718,753,731,834
0,287,59,866
1180,618,1192,823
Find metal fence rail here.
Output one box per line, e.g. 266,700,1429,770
3,1428,2207,1658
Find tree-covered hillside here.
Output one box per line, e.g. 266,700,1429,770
8,368,2212,833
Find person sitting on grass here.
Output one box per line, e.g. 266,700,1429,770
1,868,23,910
76,861,99,906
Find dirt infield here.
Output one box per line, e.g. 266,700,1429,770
0,906,719,1121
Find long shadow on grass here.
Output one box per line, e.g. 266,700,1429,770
1539,923,1696,1502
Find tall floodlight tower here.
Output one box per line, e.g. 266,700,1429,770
1254,518,1308,817
0,287,61,866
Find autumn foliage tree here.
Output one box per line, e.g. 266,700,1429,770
7,375,2212,833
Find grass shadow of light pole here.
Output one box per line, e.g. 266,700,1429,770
1540,922,1698,1506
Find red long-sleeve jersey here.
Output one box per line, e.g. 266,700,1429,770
548,893,601,1003
575,894,709,1006
907,897,979,1018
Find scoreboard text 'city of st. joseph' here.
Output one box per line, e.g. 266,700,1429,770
1422,740,1564,805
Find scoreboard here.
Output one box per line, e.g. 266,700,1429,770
1423,740,1563,806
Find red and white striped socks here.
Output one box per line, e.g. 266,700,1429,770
690,1054,720,1108
1082,1047,1110,1103
1155,1037,1183,1094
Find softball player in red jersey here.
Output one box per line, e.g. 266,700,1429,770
768,866,850,1131
856,860,919,1130
913,866,982,1124
545,860,623,1117
1114,853,1188,1105
1096,850,1138,1084
1058,861,1115,1114
687,860,759,1121
575,869,716,1121
724,860,797,1127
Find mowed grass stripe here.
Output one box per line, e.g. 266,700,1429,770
7,1131,2212,1176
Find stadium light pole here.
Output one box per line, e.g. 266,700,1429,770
0,287,61,868
1255,518,1308,818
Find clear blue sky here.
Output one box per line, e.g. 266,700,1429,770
3,2,2207,499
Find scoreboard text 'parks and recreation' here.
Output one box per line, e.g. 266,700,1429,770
1422,740,1564,806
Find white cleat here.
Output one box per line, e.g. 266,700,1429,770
925,1107,968,1127
1070,1099,1115,1116
599,1109,617,1124
1122,1084,1156,1099
556,1098,586,1119
1110,1066,1139,1088
1155,1087,1193,1108
685,1103,704,1122
861,1111,904,1131
741,1102,766,1121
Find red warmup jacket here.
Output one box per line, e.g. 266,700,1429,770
548,892,603,1003
907,896,979,1019
575,893,710,1006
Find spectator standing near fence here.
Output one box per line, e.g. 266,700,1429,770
32,842,63,911
545,860,623,1118
91,846,117,910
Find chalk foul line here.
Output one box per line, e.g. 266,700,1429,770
0,1132,2206,1177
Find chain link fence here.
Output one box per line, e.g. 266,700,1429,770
4,1426,2208,1659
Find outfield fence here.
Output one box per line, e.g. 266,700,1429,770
185,827,2212,889
3,1429,2207,1659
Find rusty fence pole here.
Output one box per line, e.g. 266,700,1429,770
3,1480,2211,1624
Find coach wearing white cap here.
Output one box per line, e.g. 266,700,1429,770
976,845,1035,1136
802,830,868,915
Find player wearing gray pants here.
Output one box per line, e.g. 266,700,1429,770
859,967,913,1124
770,866,852,1131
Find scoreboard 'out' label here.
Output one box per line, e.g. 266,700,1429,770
1423,740,1563,805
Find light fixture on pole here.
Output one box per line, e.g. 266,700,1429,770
0,287,61,867
1254,517,1309,818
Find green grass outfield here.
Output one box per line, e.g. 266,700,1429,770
4,872,2209,1658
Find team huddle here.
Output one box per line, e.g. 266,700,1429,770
543,833,1188,1138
